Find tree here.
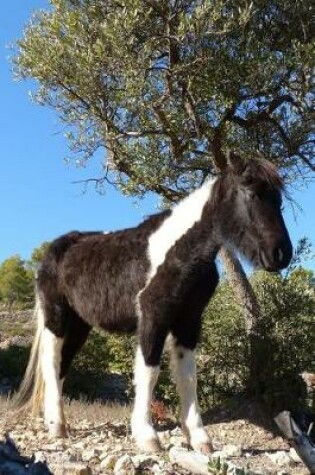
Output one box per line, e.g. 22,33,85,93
0,256,33,308
13,0,314,194
13,0,314,398
27,241,50,273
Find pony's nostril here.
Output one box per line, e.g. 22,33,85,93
259,249,270,269
274,247,284,264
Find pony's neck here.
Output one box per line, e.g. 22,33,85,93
148,178,218,277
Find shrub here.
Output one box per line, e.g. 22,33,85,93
198,268,315,411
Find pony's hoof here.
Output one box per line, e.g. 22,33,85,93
192,441,213,454
48,423,68,438
138,438,162,453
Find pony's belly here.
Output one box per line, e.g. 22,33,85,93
98,313,138,334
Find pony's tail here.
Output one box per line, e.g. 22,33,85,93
11,295,45,415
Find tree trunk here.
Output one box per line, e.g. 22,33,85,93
219,247,271,398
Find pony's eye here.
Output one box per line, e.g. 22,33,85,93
241,175,255,186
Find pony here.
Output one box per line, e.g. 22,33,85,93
13,153,292,453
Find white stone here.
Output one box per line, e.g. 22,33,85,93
34,451,46,463
158,430,170,444
169,446,210,475
99,451,109,461
222,444,242,457
170,435,185,446
289,447,302,463
81,448,100,461
51,462,91,475
266,450,293,467
72,441,86,450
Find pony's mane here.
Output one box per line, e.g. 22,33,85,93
247,158,283,190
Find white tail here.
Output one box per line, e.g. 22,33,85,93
11,296,45,415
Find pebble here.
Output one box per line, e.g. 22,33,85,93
289,447,302,463
114,454,135,475
131,454,158,468
266,450,293,467
52,462,91,475
158,430,170,443
34,451,46,463
99,451,109,461
100,454,118,470
222,444,242,457
81,448,102,461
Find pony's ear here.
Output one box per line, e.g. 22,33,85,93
228,151,246,175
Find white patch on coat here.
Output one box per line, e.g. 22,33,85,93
41,328,64,431
147,178,215,281
170,341,210,447
131,346,159,444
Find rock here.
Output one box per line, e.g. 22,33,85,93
131,454,158,468
100,454,118,470
289,447,302,463
170,435,185,447
81,448,101,461
266,451,293,467
114,454,135,474
99,451,109,461
222,444,242,457
151,462,164,473
51,462,91,475
158,430,170,444
113,443,124,452
72,442,86,450
169,446,210,475
34,451,46,463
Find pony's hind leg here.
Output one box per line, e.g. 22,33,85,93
131,346,161,452
42,309,91,437
60,313,91,380
41,326,66,437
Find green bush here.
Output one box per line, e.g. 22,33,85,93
198,268,315,411
0,345,30,388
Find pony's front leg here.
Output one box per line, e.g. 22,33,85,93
41,328,67,438
170,343,213,453
131,346,162,452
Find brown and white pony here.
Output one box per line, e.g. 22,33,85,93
13,154,292,453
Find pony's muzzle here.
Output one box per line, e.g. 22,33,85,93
259,240,292,271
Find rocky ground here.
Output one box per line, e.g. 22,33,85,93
0,310,311,474
0,396,310,474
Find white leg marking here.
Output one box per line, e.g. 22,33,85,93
170,342,212,452
41,328,66,437
131,346,161,451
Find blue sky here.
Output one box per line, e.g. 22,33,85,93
1,0,314,272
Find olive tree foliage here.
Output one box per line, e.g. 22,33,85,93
14,0,314,199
